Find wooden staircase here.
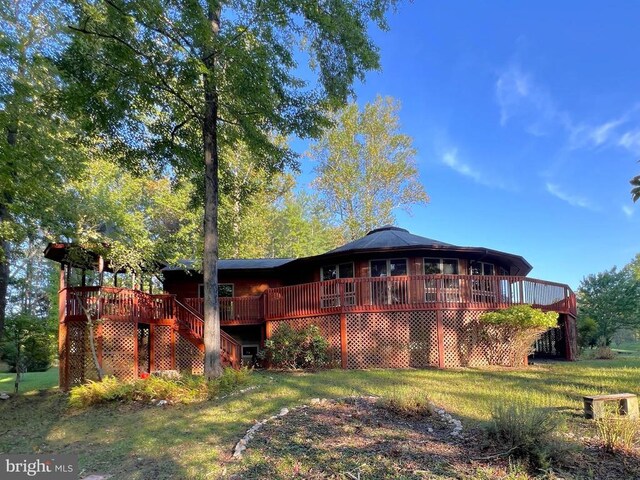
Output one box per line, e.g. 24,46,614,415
174,298,241,368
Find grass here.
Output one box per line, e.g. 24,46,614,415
0,367,58,394
0,357,640,478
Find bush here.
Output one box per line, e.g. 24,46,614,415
593,345,616,360
69,367,251,408
261,324,331,369
596,406,640,452
485,399,562,471
379,386,433,418
479,305,558,366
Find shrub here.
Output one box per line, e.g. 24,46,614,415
69,367,251,408
595,405,640,452
593,345,616,360
479,305,558,366
261,324,331,369
485,399,562,471
379,386,433,418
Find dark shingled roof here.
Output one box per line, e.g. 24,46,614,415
325,225,455,254
161,258,294,272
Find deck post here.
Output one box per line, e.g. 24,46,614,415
340,312,348,369
170,327,176,370
436,309,445,369
58,264,67,389
149,324,155,372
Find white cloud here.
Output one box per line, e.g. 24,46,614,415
440,148,512,190
618,129,640,155
622,205,634,218
495,65,568,135
545,182,599,211
496,64,640,156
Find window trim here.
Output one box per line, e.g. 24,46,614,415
469,260,495,276
369,258,409,278
320,262,355,281
423,258,460,275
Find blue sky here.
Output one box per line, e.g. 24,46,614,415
298,1,639,290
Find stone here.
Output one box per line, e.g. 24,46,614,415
157,400,168,406
278,407,289,416
151,370,181,380
80,475,112,480
0,392,10,400
310,398,321,404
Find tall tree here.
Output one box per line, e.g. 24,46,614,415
578,266,640,345
0,0,84,337
310,95,429,240
61,0,399,378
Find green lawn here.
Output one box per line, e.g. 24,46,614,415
0,359,639,478
0,367,58,394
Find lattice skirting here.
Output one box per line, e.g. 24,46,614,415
275,309,540,369
101,321,136,381
346,311,439,369
154,325,174,371
270,315,341,365
175,332,204,375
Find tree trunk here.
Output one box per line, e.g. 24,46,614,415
202,5,223,380
0,124,17,339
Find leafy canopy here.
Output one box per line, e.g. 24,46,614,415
481,305,558,330
578,265,640,345
61,0,399,183
310,95,428,240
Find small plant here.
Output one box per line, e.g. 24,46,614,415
595,405,639,452
593,346,616,360
69,367,251,408
485,399,562,471
261,324,331,369
379,386,433,417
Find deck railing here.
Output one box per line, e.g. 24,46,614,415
64,274,576,326
64,286,174,323
184,296,262,324
265,275,576,320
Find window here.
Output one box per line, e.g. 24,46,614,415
241,344,260,367
320,263,355,307
198,283,234,298
469,261,494,276
424,259,460,302
370,259,408,304
321,263,354,281
469,261,495,302
424,258,459,275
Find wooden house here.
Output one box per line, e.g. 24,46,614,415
46,226,577,389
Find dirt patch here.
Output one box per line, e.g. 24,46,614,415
225,397,640,479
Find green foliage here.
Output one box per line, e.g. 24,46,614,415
479,306,557,366
0,314,53,374
486,400,563,471
631,173,640,202
261,324,331,369
480,305,558,329
578,265,640,345
69,368,251,408
577,316,599,349
595,404,639,453
379,386,433,418
310,95,429,240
